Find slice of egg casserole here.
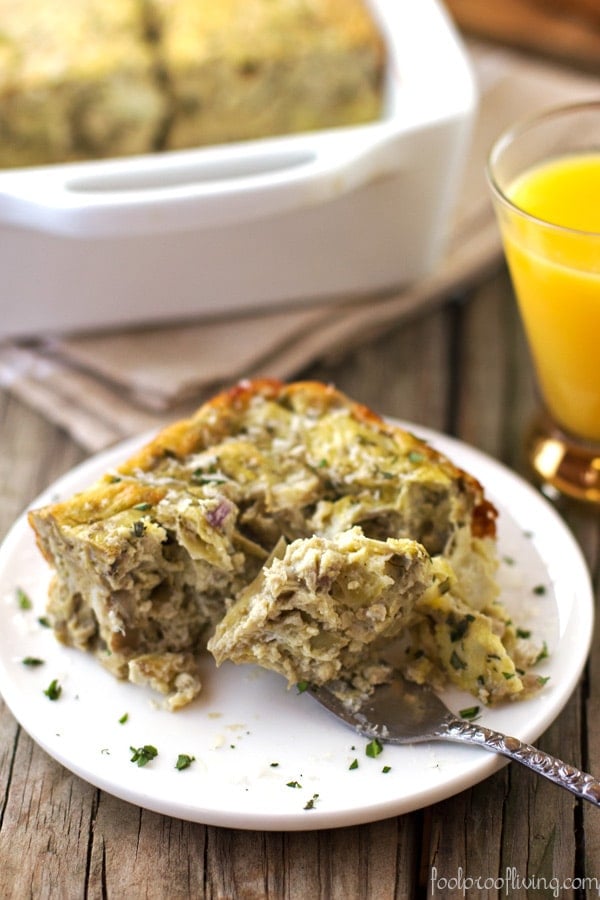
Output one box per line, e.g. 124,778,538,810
28,379,542,710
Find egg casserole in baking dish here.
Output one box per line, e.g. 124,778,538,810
28,380,542,710
0,0,385,167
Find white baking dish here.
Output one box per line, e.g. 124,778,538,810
0,0,476,339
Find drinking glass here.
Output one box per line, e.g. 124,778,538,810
487,102,600,504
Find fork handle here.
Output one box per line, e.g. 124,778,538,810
437,718,600,807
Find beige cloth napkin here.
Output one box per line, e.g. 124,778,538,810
1,41,599,452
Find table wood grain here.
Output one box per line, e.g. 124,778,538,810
1,267,598,899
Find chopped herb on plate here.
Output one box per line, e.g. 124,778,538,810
16,587,32,610
365,738,383,759
130,745,158,767
44,679,62,701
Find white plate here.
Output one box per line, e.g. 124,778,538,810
0,423,593,830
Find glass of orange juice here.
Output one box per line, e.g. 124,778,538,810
487,101,600,504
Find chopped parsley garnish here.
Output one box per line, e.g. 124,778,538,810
175,754,195,770
516,628,531,639
130,745,158,767
133,502,152,511
16,588,32,610
365,738,383,759
286,780,302,789
44,679,62,701
349,758,359,770
450,651,467,671
270,762,279,768
536,641,549,664
382,766,391,774
408,451,424,464
22,657,44,667
37,616,51,628
459,706,480,720
304,793,319,810
191,469,227,485
502,672,515,680
537,675,551,687
449,615,474,642
118,713,129,724
533,585,547,596
296,681,309,694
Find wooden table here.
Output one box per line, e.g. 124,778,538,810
1,266,599,898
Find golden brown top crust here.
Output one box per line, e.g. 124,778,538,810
119,378,497,540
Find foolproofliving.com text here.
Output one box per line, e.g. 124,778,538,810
429,866,600,897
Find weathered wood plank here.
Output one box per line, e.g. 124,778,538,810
0,738,96,899
579,512,600,882
87,795,208,899
453,267,537,467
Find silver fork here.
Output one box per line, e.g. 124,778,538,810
311,675,600,807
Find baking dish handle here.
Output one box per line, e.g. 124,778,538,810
0,128,402,237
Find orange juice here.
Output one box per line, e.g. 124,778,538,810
502,153,600,442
